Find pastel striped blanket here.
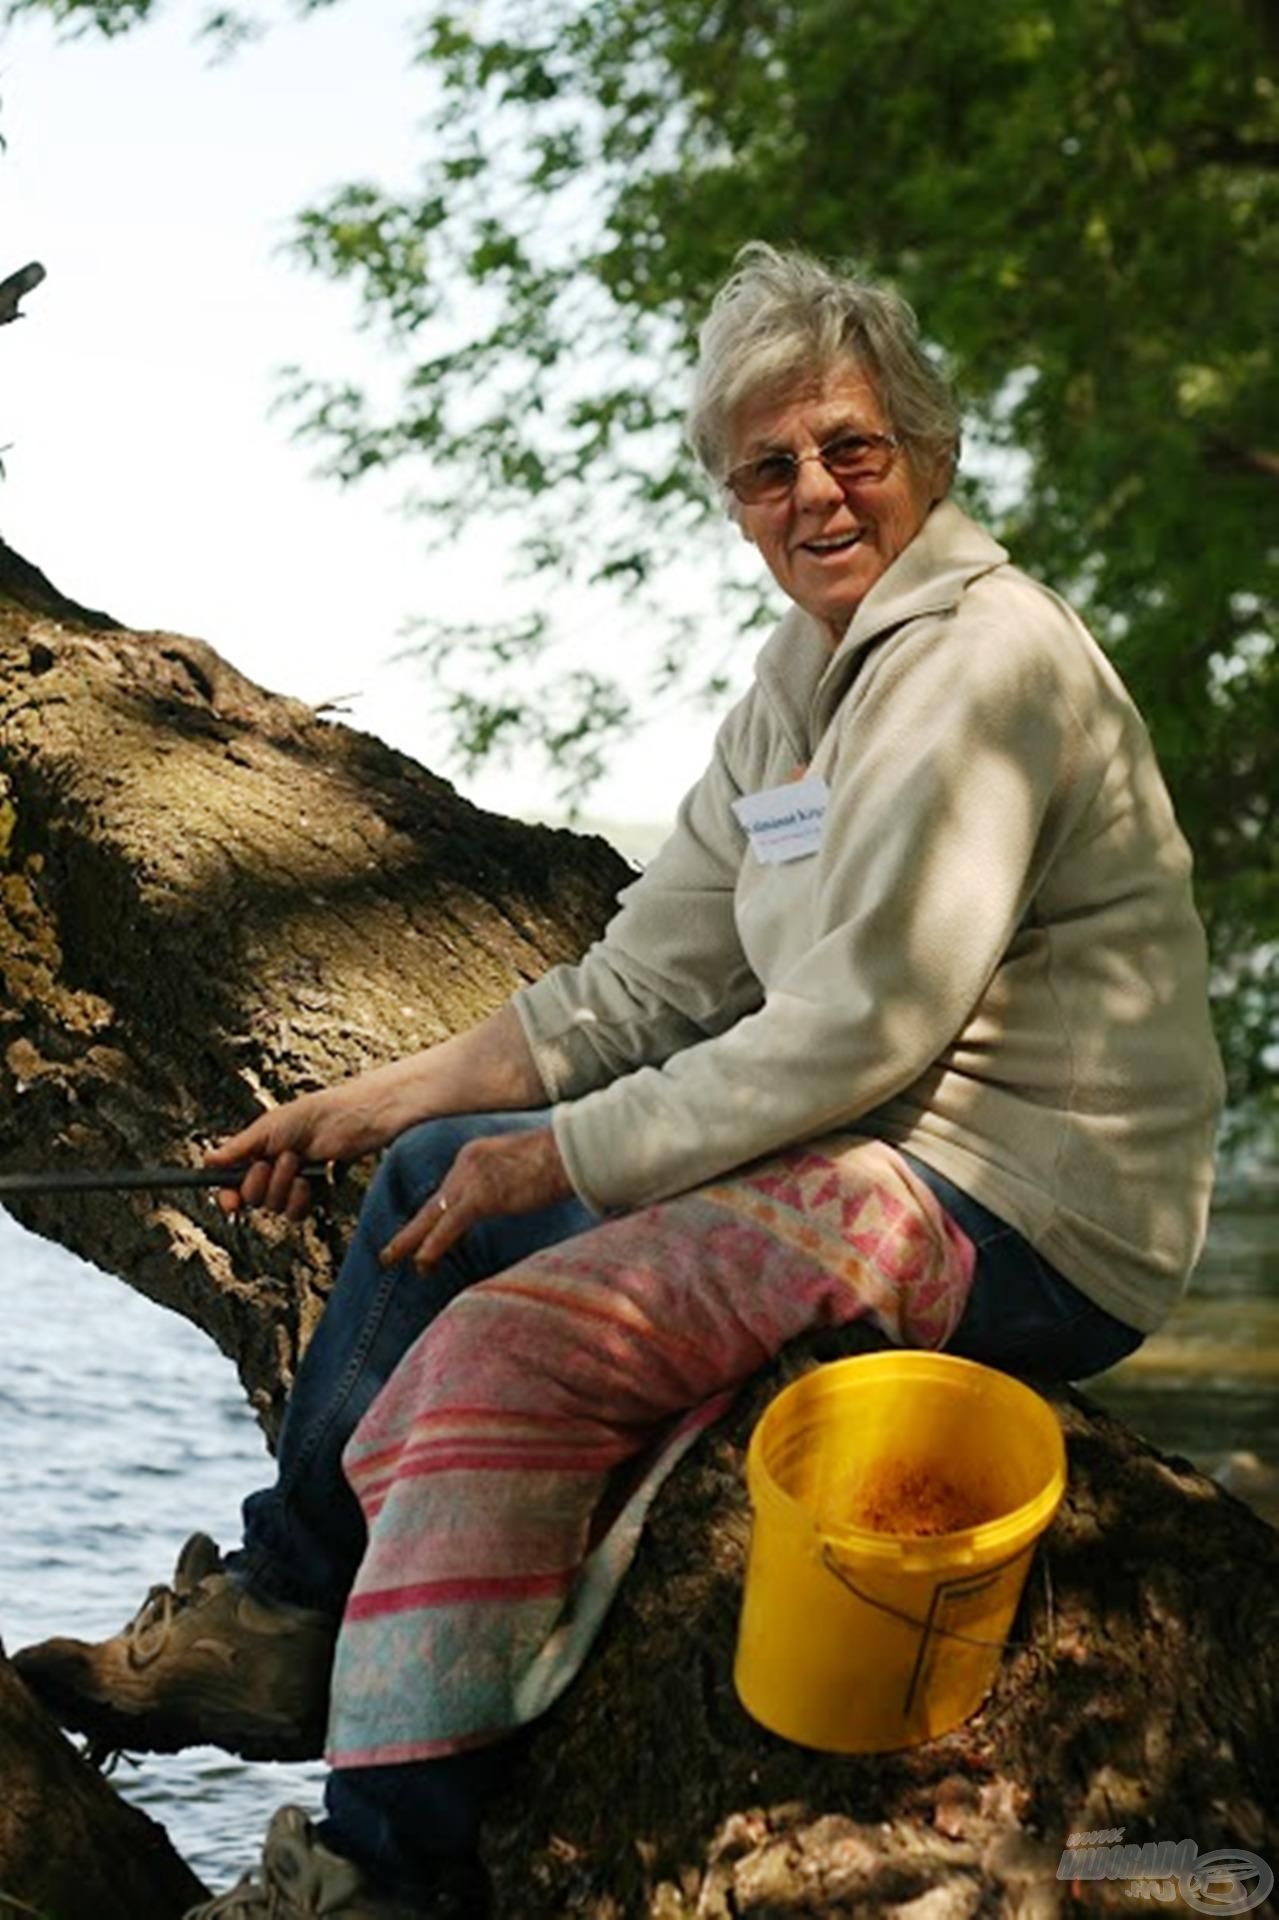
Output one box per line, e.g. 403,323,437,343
328,1135,975,1766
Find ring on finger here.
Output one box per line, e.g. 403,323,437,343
436,1194,449,1215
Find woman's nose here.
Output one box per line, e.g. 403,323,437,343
790,448,846,508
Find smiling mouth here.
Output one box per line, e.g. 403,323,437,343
799,531,864,555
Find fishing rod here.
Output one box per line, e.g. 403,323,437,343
0,1162,336,1198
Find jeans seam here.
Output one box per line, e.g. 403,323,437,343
971,1224,1019,1254
276,1251,401,1497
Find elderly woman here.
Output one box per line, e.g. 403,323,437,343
17,245,1223,1919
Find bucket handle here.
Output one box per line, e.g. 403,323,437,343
820,1544,1043,1654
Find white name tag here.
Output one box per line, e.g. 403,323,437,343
732,774,830,865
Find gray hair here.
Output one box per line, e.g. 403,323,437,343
687,243,961,490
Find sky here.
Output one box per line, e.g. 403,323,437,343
0,0,734,848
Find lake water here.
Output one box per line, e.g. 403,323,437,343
0,1185,1275,1893
0,1214,325,1893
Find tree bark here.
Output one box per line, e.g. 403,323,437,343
0,539,1274,1918
0,537,631,1435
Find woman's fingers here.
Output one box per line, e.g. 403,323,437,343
285,1174,315,1222
206,1117,277,1170
238,1160,273,1207
264,1150,302,1214
210,1155,271,1216
206,1100,320,1216
378,1130,573,1276
380,1189,474,1273
211,1157,313,1219
208,1112,570,1248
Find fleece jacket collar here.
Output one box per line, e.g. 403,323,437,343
753,500,1009,756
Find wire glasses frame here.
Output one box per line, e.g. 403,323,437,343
725,429,902,505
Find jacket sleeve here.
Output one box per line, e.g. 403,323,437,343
512,693,767,1100
546,606,1102,1212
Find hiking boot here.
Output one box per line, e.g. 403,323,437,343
184,1806,488,1919
12,1532,335,1761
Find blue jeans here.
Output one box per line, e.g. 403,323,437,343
229,1110,598,1890
230,1110,597,1618
234,1114,1141,1888
897,1151,1144,1380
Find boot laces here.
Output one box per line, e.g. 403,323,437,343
119,1533,223,1668
124,1570,214,1668
194,1866,291,1917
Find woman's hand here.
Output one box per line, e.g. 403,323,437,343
379,1126,574,1274
206,1080,402,1219
206,1003,552,1222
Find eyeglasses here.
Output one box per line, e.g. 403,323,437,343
725,429,901,505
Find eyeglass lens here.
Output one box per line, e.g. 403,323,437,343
733,433,895,502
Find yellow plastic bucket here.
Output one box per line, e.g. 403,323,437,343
734,1350,1066,1752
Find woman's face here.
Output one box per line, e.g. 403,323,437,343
729,363,943,642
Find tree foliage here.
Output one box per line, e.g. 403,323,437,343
6,0,1278,1128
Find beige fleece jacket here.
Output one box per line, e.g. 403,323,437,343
514,502,1225,1332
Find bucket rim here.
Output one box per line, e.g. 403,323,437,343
746,1350,1067,1562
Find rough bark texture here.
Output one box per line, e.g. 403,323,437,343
0,537,632,1435
0,538,1275,1919
0,1630,207,1920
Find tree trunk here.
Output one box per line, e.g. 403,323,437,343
0,537,632,1436
0,540,1274,1918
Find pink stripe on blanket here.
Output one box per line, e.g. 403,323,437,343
372,1446,627,1477
476,1276,726,1364
335,1730,509,1767
344,1568,573,1620
342,1409,591,1482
